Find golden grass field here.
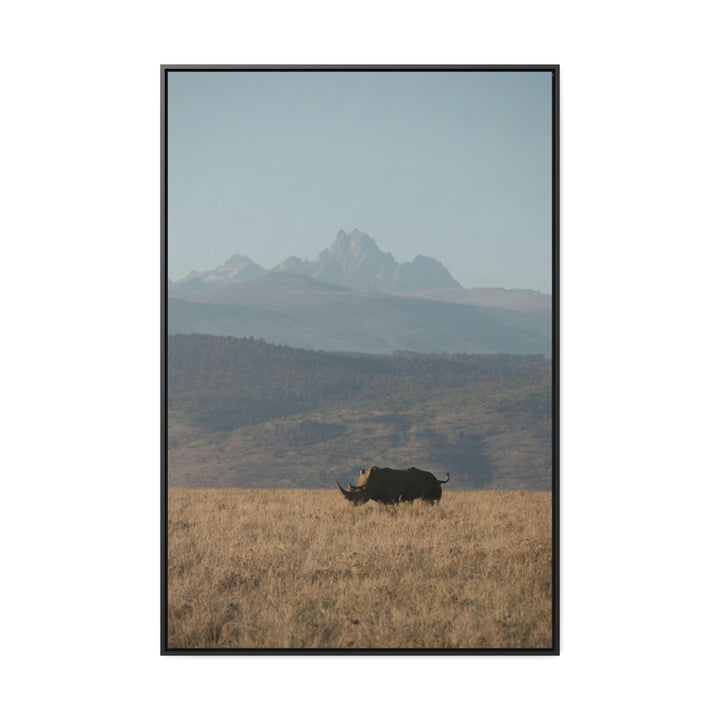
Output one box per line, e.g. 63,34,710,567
167,488,553,649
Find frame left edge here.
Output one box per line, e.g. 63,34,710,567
551,64,560,656
160,65,169,655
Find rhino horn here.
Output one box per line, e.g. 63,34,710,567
337,480,368,504
337,480,358,498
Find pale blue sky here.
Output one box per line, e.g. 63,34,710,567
168,70,553,292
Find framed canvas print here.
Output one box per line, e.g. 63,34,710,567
161,65,559,654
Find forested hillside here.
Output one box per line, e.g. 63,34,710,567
168,334,552,490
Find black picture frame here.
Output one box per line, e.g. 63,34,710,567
161,64,559,655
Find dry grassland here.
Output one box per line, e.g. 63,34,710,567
167,489,553,649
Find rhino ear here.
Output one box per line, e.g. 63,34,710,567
361,468,365,474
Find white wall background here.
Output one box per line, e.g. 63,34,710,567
2,2,718,718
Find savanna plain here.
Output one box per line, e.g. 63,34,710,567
167,488,552,649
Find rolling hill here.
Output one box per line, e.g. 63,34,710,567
168,334,552,491
169,272,550,356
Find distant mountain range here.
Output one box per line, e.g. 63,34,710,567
172,228,462,295
169,229,551,356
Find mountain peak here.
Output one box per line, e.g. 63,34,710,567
330,229,379,259
171,254,266,294
222,254,255,269
395,254,462,291
277,229,461,293
348,228,377,250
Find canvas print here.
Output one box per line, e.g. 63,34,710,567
162,66,558,653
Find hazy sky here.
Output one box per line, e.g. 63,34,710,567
168,70,553,292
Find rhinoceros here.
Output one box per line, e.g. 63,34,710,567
336,466,449,505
